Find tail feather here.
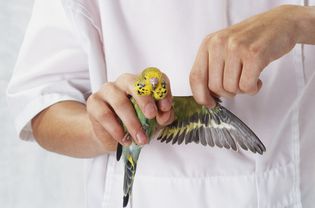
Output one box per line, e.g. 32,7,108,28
123,194,129,207
123,154,137,207
116,143,123,161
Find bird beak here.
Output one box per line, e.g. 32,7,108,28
150,78,158,90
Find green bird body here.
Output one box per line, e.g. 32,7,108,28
116,68,266,207
118,98,157,207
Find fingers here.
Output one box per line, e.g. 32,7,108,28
156,74,174,126
208,36,235,98
156,74,173,112
115,74,158,119
88,72,174,147
191,32,267,103
87,81,147,146
239,58,265,94
190,38,216,108
116,73,174,126
87,90,135,146
223,53,242,95
156,109,175,126
97,82,148,145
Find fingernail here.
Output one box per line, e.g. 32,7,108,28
145,103,157,117
207,101,216,109
161,110,172,125
136,131,147,145
160,99,171,111
122,135,131,145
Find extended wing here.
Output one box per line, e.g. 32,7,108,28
157,97,266,154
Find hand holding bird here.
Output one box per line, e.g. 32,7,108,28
117,67,266,207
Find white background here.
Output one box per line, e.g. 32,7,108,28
0,1,85,207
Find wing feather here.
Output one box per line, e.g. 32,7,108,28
222,128,237,151
205,128,215,147
157,100,266,155
176,128,186,145
199,127,207,146
185,130,193,144
213,128,224,148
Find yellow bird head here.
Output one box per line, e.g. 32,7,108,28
135,67,167,100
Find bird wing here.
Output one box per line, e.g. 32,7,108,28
157,97,266,154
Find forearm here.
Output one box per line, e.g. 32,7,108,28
31,101,117,158
294,5,315,44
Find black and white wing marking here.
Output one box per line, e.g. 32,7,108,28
157,104,266,154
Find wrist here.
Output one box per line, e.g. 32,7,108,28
290,5,315,44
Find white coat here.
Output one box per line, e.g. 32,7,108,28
7,0,315,207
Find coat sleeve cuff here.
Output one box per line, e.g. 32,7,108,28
16,93,86,141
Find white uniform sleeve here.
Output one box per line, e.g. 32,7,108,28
6,0,90,141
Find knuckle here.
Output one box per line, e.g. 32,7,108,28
189,71,202,84
112,97,130,110
239,79,255,93
210,33,227,47
208,80,222,93
111,126,124,140
96,109,113,123
202,35,212,46
223,81,237,94
244,47,264,66
227,36,243,52
249,44,262,57
86,94,96,106
102,82,116,92
86,94,101,114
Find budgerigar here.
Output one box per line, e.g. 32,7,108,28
116,67,266,207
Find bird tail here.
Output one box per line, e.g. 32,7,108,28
116,143,123,161
123,194,130,207
123,153,138,207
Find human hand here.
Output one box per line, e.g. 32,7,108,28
86,73,174,147
190,5,309,107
